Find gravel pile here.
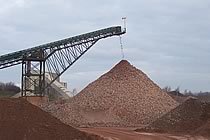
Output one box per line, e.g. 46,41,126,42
167,91,187,103
194,120,210,137
136,97,210,135
42,60,178,127
0,98,103,140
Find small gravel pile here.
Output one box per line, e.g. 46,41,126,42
167,91,187,103
136,97,210,134
0,98,103,140
42,60,177,127
194,120,210,137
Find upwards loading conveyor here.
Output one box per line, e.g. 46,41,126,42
0,26,125,96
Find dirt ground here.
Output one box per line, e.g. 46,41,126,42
0,98,102,140
80,127,208,140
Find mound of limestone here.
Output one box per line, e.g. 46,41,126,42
43,60,178,127
0,98,102,140
195,119,210,137
136,97,210,137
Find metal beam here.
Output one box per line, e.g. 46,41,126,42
0,26,126,96
0,26,125,69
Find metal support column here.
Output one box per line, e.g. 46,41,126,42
21,50,46,96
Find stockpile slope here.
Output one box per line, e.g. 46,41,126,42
43,60,177,127
137,97,210,134
167,91,187,103
194,120,210,137
193,103,210,137
0,98,102,140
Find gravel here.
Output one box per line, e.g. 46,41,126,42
42,60,178,127
0,98,103,140
137,97,210,135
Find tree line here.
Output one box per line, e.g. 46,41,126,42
0,82,20,97
163,86,210,96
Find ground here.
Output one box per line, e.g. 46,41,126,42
80,127,208,140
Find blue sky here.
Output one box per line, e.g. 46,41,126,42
0,0,210,92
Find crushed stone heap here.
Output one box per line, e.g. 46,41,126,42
136,97,210,135
0,98,102,140
42,60,178,127
194,119,210,137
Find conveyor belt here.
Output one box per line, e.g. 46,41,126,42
0,26,125,69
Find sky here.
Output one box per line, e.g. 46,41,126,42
0,0,210,92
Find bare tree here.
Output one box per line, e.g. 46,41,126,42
163,86,171,92
0,82,20,97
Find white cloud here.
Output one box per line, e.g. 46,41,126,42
0,0,25,14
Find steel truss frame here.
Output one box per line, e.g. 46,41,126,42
0,26,125,96
21,39,99,96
